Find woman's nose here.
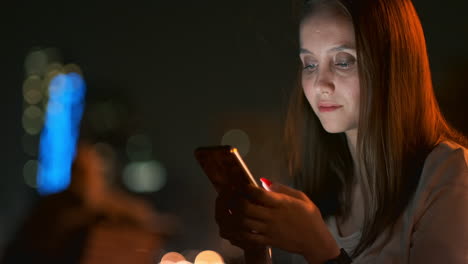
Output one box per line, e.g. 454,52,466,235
315,69,335,95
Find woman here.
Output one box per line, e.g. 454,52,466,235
215,0,468,263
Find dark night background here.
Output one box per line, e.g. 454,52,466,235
2,0,468,260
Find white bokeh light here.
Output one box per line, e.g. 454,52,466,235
122,160,167,193
221,129,250,157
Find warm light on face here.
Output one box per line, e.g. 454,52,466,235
300,8,360,134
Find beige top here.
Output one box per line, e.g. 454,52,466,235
285,141,468,263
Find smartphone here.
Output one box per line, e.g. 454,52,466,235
195,145,273,262
194,145,259,192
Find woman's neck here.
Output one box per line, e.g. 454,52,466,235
345,129,360,183
345,129,358,166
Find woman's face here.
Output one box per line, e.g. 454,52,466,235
299,8,360,134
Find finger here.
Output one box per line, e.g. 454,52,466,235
230,197,272,220
220,228,262,249
224,229,268,247
218,217,269,250
218,214,244,238
215,189,243,216
269,183,308,201
214,207,231,225
239,230,269,246
216,188,238,205
223,236,259,250
237,198,271,221
240,217,268,234
243,185,279,208
215,193,238,224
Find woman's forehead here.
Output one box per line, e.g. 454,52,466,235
300,13,355,48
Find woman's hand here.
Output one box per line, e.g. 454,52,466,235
215,187,272,264
215,187,262,250
215,182,340,264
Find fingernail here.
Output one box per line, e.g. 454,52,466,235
260,178,272,187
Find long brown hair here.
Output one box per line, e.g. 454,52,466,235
284,0,467,258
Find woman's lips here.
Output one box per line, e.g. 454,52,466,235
318,104,343,112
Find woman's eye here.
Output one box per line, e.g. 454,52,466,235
334,53,356,70
303,63,318,72
335,62,352,68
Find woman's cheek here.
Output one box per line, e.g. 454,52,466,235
339,76,360,122
302,77,316,99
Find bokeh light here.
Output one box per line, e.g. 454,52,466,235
194,250,224,264
23,160,39,188
221,129,250,157
24,50,49,76
122,160,167,193
22,105,44,135
43,63,64,100
23,75,43,105
126,134,153,161
45,62,64,76
64,63,83,75
24,48,61,76
37,72,86,195
160,252,186,263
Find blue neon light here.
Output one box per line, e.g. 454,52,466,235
37,72,86,195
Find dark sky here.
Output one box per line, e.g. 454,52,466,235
2,0,468,256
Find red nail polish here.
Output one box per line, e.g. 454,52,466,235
260,178,272,187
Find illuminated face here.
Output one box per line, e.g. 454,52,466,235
299,8,360,134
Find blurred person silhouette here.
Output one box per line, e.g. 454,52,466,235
2,142,176,264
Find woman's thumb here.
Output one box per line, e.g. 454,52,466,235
260,178,304,200
260,178,273,191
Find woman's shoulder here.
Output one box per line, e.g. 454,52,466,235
411,140,468,212
419,140,468,187
429,140,467,159
403,141,468,264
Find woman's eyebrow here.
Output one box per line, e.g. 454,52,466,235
328,44,355,52
299,48,313,55
299,44,356,55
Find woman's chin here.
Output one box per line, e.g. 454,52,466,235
322,125,346,134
